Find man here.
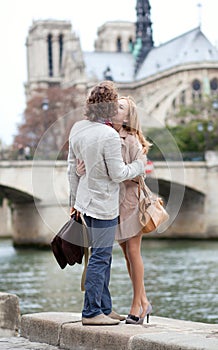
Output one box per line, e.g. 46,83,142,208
68,81,145,325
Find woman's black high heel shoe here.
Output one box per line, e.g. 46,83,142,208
126,314,144,325
145,303,152,323
125,303,152,325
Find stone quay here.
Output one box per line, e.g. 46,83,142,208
0,293,218,350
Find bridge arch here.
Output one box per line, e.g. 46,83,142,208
0,184,41,204
146,178,206,237
146,177,205,202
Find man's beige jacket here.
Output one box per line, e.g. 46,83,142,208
68,120,145,220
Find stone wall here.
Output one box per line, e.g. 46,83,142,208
0,199,12,237
0,292,20,336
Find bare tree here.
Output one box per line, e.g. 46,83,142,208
14,86,85,159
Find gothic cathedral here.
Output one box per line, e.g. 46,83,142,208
25,0,218,128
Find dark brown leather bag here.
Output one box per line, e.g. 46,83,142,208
51,212,87,269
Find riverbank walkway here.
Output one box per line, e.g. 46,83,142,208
0,336,60,350
2,311,218,350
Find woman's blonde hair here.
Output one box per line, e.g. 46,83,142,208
119,96,152,154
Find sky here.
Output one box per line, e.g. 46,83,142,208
0,0,217,145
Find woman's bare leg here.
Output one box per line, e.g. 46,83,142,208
120,236,149,317
119,241,131,277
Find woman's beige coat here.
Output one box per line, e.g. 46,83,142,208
115,128,147,241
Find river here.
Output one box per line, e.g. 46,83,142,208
0,238,217,324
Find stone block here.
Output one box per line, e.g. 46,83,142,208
130,332,218,350
60,322,131,350
21,312,81,346
0,292,20,336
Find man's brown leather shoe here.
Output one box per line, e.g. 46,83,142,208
107,311,126,321
82,314,120,326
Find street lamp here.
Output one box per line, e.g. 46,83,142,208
197,121,214,152
42,98,49,111
207,121,214,132
212,100,218,110
41,98,49,159
197,121,214,133
41,98,49,135
197,123,204,132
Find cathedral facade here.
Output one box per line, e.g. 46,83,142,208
25,0,218,128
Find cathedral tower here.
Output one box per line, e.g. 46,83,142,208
25,20,83,98
94,21,135,53
134,0,154,73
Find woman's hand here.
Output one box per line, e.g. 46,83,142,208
76,159,86,176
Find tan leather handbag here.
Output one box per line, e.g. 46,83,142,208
138,177,169,234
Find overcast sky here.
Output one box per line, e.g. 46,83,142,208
0,0,217,145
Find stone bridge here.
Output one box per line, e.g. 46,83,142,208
0,153,218,246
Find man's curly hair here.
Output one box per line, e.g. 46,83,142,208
85,81,118,121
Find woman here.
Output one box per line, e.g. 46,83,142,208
77,96,152,325
112,96,152,325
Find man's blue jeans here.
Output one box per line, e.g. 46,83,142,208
82,215,118,318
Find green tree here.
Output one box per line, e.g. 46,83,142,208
145,97,218,160
145,120,218,160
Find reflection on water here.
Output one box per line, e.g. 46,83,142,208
0,238,218,324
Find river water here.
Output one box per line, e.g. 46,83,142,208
0,238,217,324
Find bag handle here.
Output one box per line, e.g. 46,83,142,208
138,176,152,209
139,177,165,207
79,212,89,292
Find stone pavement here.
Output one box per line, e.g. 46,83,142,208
2,293,217,349
1,312,218,349
20,312,218,350
0,337,59,350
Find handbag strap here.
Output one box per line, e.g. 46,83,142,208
139,177,165,207
138,176,152,208
78,212,90,292
138,176,149,198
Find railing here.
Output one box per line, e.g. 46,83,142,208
148,151,205,161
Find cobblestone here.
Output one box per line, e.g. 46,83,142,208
0,337,60,350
